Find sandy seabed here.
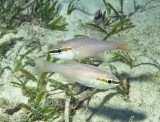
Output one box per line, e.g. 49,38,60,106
0,0,160,122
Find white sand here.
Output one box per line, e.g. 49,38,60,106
0,0,160,121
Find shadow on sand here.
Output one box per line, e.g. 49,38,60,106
86,93,146,122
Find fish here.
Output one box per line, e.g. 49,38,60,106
36,60,120,90
49,37,129,60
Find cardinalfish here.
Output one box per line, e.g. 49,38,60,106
36,60,121,90
49,37,129,60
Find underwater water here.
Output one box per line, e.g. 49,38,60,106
0,0,160,122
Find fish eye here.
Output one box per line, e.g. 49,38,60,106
56,48,62,53
108,79,112,84
97,77,120,85
97,78,113,84
49,47,62,53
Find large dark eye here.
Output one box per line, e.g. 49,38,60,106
57,49,61,53
108,79,112,84
49,47,62,53
56,47,61,53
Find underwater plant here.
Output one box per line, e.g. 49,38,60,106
87,0,134,40
11,73,37,99
74,34,88,38
105,63,129,98
45,15,68,31
49,79,74,96
19,91,61,122
0,0,22,29
10,49,72,121
0,0,67,31
67,0,76,15
30,0,67,31
0,36,22,57
0,29,17,38
109,51,134,68
141,0,155,12
31,0,60,23
115,83,129,98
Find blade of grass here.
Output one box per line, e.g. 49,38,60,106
10,81,23,88
18,68,37,82
110,52,133,68
103,0,111,16
34,91,46,108
119,0,124,17
67,0,75,15
107,3,121,19
48,16,62,26
87,23,107,33
41,108,55,114
112,18,130,31
19,103,32,110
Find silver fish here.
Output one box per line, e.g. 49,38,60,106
49,37,129,60
36,60,120,90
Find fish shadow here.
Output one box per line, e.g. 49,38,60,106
114,62,160,83
117,72,157,83
86,93,146,122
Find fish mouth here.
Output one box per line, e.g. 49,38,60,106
111,80,121,84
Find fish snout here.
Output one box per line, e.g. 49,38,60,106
49,48,75,60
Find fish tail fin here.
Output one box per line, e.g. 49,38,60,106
35,59,50,77
117,42,130,51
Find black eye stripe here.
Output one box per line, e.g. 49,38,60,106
57,49,62,53
50,48,62,53
49,48,72,54
50,50,59,53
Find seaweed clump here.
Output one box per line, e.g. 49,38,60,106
9,52,65,121
0,0,67,31
87,0,134,40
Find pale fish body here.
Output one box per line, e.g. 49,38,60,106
49,37,129,60
37,60,120,90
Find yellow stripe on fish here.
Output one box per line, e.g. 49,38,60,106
96,78,120,85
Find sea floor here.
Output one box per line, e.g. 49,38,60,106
0,0,160,122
